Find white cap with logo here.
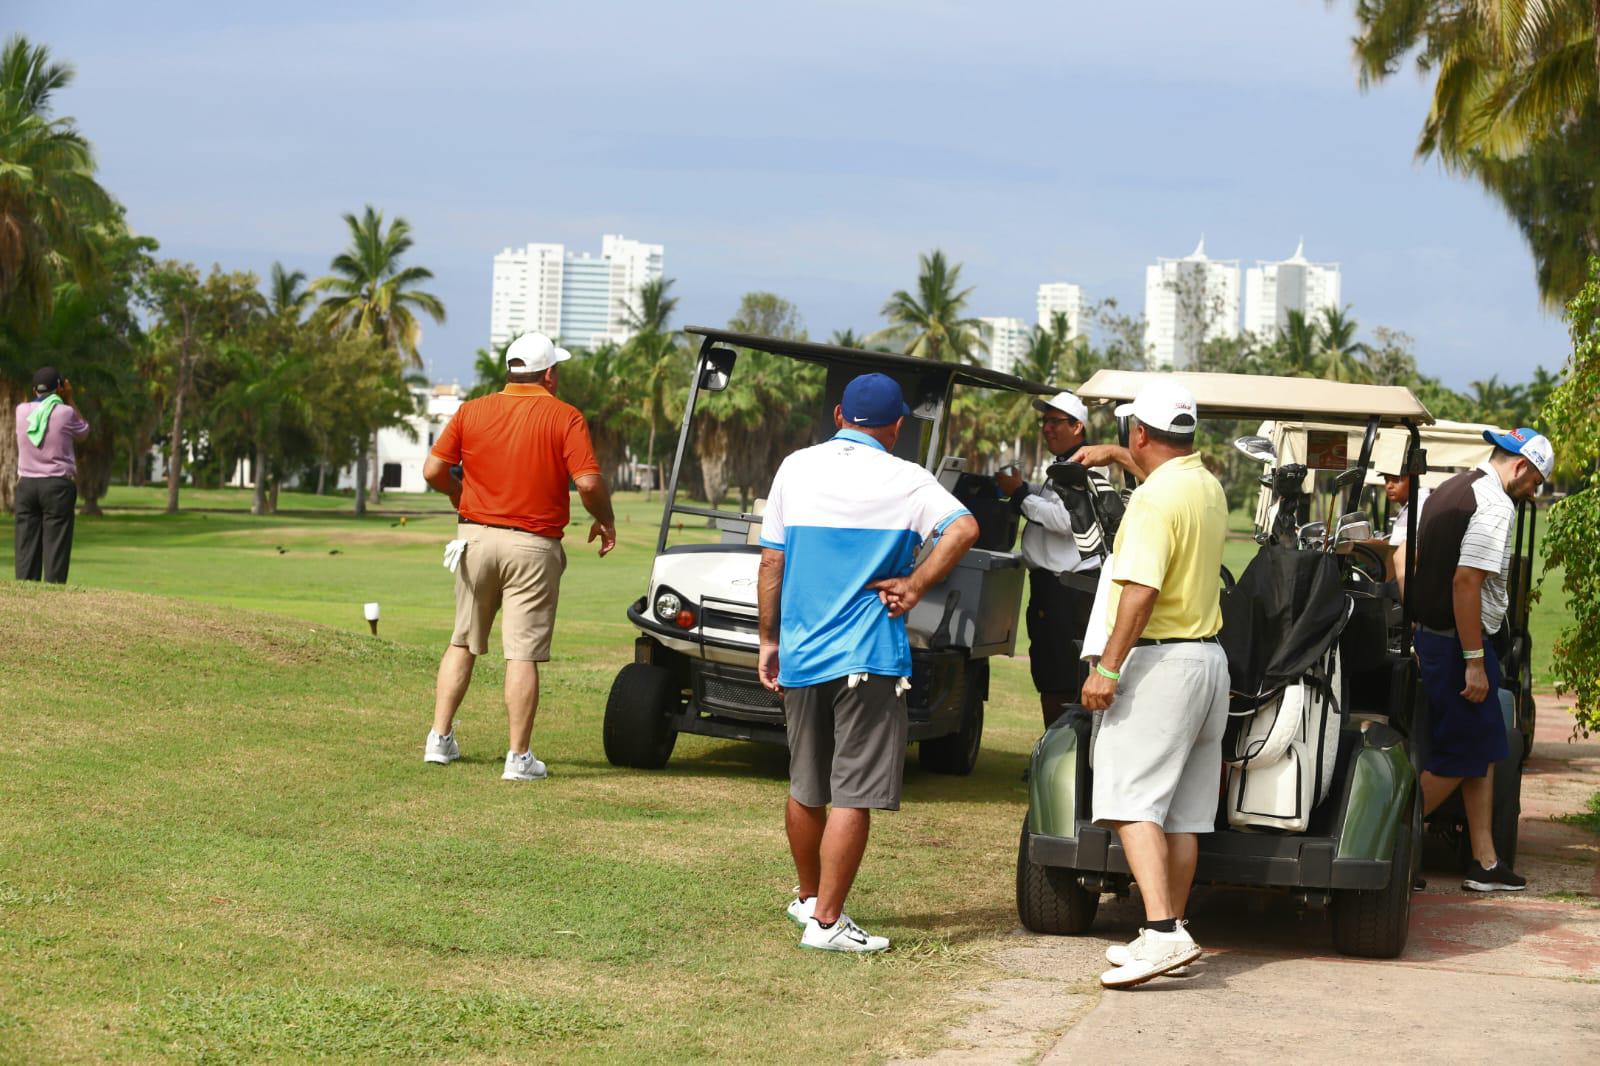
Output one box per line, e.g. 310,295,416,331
1115,379,1199,435
1031,391,1089,423
504,332,572,373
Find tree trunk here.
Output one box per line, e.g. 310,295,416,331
355,445,368,516
0,376,24,513
644,421,658,501
316,462,327,496
369,428,383,505
251,441,268,515
269,478,279,514
165,379,187,515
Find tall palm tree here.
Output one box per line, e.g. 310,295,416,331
874,250,984,363
619,277,682,499
1314,306,1372,383
312,205,445,511
1469,374,1524,428
1275,308,1319,376
268,262,312,321
620,276,678,337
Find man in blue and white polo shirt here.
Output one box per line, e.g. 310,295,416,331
757,372,979,953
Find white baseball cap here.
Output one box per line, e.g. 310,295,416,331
1031,391,1089,423
1115,379,1198,435
1483,427,1554,481
505,332,572,373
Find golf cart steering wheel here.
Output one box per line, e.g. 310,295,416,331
1343,542,1388,586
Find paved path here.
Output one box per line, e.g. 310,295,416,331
899,697,1600,1065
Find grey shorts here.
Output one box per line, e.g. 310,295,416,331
1091,642,1230,833
785,675,909,811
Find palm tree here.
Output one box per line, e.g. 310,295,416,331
1275,308,1319,376
268,262,312,321
1469,374,1523,428
312,205,445,512
1313,306,1372,383
874,250,984,363
620,277,682,499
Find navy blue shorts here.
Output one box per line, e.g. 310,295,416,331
1416,628,1507,778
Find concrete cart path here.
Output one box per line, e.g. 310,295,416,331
897,697,1600,1065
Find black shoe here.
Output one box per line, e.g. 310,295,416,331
1412,875,1427,891
1463,861,1527,892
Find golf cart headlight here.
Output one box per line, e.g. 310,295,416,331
654,591,682,621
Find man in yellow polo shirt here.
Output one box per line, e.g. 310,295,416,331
1078,379,1229,989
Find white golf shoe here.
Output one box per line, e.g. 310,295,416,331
1105,921,1191,972
800,915,889,953
423,731,460,765
502,750,548,781
1100,925,1201,988
786,894,817,926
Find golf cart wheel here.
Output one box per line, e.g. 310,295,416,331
919,661,985,775
1330,799,1416,959
1016,818,1099,935
603,663,679,769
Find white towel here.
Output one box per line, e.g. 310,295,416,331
443,539,467,573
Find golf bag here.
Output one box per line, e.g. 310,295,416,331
1218,546,1351,831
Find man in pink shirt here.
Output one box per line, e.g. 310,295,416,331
14,367,90,583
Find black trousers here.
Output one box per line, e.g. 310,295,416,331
14,476,77,583
1025,568,1098,701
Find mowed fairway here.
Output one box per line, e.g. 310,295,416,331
0,488,1048,1063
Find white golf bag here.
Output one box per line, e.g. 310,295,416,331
1224,644,1343,832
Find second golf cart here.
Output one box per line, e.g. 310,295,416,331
603,328,1052,775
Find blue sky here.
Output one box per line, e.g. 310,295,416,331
15,1,1570,389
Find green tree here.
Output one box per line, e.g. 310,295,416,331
1540,256,1600,736
1314,306,1372,382
1275,308,1320,375
268,262,312,320
620,277,683,499
312,205,445,513
1468,374,1524,427
874,250,984,363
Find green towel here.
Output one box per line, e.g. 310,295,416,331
25,393,62,447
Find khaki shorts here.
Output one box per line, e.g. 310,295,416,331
785,675,909,811
1091,642,1229,833
451,522,566,661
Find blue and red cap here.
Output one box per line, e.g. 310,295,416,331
1482,427,1554,481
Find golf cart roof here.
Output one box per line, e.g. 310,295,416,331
1077,370,1434,426
1264,418,1496,489
686,326,1055,396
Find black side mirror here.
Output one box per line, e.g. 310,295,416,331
700,346,737,392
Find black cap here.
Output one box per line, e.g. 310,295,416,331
32,367,62,394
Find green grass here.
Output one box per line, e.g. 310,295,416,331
1555,791,1600,834
0,487,1034,1063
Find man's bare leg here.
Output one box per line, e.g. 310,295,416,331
786,798,825,900
1420,770,1464,815
1165,832,1198,918
813,808,871,925
432,644,476,737
1461,767,1498,867
1113,820,1175,922
505,660,539,754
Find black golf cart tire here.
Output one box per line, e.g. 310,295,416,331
603,663,679,769
919,661,985,775
1016,819,1099,935
1330,801,1415,959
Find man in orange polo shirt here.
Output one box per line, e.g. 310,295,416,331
421,332,617,781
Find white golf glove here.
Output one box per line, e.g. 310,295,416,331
845,672,912,697
443,539,467,573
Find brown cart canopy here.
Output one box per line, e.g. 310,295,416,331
1077,370,1434,427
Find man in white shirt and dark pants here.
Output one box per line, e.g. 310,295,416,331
997,391,1113,727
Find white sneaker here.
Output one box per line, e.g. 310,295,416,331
786,894,817,926
423,731,460,765
1105,921,1191,971
800,915,889,953
501,750,548,781
1100,926,1201,988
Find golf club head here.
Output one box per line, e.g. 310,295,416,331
1234,435,1277,465
1047,460,1092,491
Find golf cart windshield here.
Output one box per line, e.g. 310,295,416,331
656,328,1054,552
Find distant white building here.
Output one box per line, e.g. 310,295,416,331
489,234,663,351
1036,282,1087,340
326,384,464,496
1143,237,1240,369
977,316,1032,376
1243,240,1341,338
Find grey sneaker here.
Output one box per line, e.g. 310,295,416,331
424,731,460,765
502,750,548,781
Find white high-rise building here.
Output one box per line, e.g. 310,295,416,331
1143,237,1240,370
489,234,664,350
978,316,1031,376
1036,282,1088,340
1243,240,1341,338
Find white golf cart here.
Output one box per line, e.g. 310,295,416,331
603,327,1053,774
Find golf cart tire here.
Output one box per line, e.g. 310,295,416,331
603,663,679,770
1330,800,1416,959
919,662,985,775
1016,819,1099,935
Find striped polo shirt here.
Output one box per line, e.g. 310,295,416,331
1413,463,1516,634
759,429,970,688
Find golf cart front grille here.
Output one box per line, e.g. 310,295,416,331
694,663,784,722
702,607,758,636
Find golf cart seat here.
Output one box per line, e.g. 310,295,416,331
1218,546,1352,832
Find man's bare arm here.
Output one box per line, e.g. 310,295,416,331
1081,582,1158,711
1453,565,1490,701
1072,443,1146,482
757,548,785,692
423,454,462,510
575,473,617,557
867,514,980,619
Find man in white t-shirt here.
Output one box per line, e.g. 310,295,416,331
1380,461,1430,593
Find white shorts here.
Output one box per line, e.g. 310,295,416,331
1092,642,1229,833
